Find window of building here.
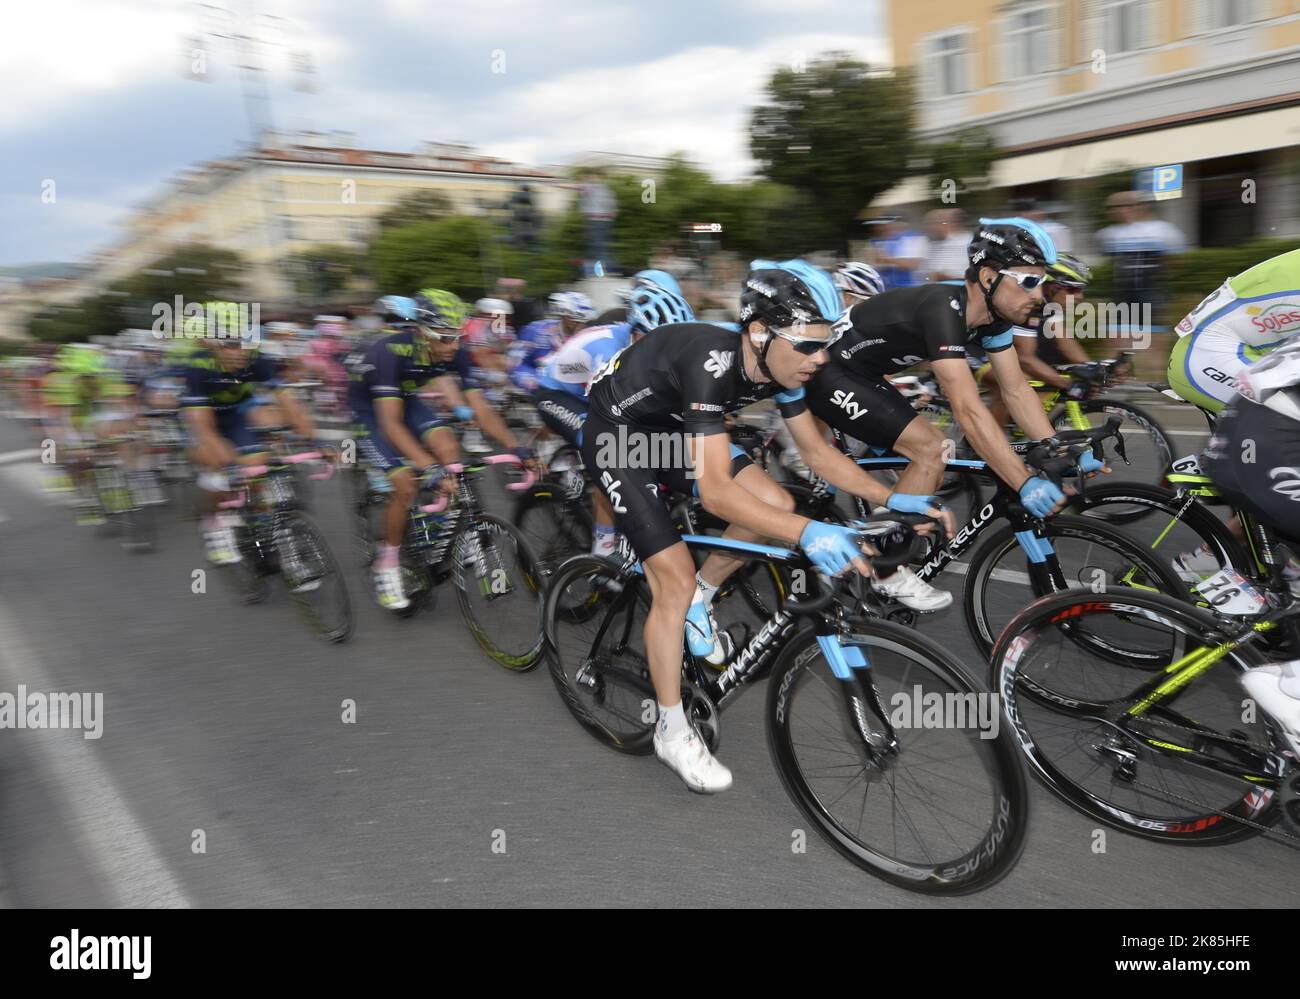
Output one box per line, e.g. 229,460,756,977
1190,0,1270,32
1003,3,1058,78
923,29,973,97
1101,0,1152,53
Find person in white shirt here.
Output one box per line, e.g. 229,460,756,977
922,208,970,281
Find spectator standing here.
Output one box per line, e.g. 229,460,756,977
867,216,928,289
1096,190,1187,330
922,208,969,281
579,171,618,277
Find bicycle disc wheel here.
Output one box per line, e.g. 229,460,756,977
544,555,657,754
991,589,1281,844
453,513,544,670
514,485,592,579
767,620,1028,894
276,514,353,643
963,514,1188,660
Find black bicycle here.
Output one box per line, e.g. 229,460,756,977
543,517,1029,895
217,443,353,643
352,451,547,670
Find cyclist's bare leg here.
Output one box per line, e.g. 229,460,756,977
697,463,795,587
642,541,697,709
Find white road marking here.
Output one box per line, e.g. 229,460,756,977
0,602,193,908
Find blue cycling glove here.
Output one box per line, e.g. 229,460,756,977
1077,451,1105,475
799,521,863,576
1019,475,1065,518
511,445,534,463
453,405,475,423
886,492,938,515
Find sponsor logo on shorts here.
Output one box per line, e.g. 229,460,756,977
830,389,869,420
1268,466,1300,501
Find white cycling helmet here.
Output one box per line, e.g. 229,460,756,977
834,261,885,300
548,291,595,322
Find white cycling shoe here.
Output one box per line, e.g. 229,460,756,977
204,526,242,565
1240,663,1300,756
1170,544,1220,583
653,726,733,793
872,566,952,612
373,564,409,610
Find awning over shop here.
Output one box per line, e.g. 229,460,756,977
872,104,1300,208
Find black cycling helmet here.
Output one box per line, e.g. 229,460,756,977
966,216,1057,273
738,265,839,331
966,216,1058,324
1047,252,1092,289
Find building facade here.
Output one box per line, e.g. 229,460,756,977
880,0,1300,247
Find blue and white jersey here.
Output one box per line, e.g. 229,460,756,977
536,323,633,398
507,319,566,392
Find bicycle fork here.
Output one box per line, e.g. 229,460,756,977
817,634,900,765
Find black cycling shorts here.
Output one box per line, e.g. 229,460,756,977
807,363,921,450
1203,399,1300,548
580,409,752,562
533,387,588,447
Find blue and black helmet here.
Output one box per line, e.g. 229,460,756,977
740,258,842,329
967,217,1058,271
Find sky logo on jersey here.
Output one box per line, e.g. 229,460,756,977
891,354,924,368
830,389,869,420
1248,304,1300,334
704,350,733,378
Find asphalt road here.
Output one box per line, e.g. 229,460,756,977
0,394,1296,908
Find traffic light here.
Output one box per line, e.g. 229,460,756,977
508,185,540,252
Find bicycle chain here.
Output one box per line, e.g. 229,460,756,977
1095,710,1300,845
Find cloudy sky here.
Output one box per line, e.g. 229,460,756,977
2,0,889,267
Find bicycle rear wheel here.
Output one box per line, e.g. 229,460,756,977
514,484,592,579
453,513,544,670
991,589,1281,844
767,620,1028,894
544,556,657,754
276,514,354,643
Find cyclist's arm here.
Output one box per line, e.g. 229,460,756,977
375,397,437,468
434,375,520,451
987,347,1058,441
1054,327,1091,365
932,357,1038,489
1013,336,1071,389
183,405,238,466
689,431,809,545
273,385,315,440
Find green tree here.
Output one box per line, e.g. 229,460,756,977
373,189,454,233
283,244,366,298
750,54,915,250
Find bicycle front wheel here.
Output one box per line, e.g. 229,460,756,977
276,514,354,643
991,589,1281,844
1052,398,1175,496
544,555,657,754
766,620,1028,894
514,484,592,580
453,513,545,670
963,514,1188,660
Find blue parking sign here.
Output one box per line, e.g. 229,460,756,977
1150,164,1183,201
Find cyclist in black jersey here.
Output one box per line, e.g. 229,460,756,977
980,252,1094,428
809,217,1102,524
583,260,947,793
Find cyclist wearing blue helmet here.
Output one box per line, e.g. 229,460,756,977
809,218,1095,554
530,282,696,557
581,259,937,793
